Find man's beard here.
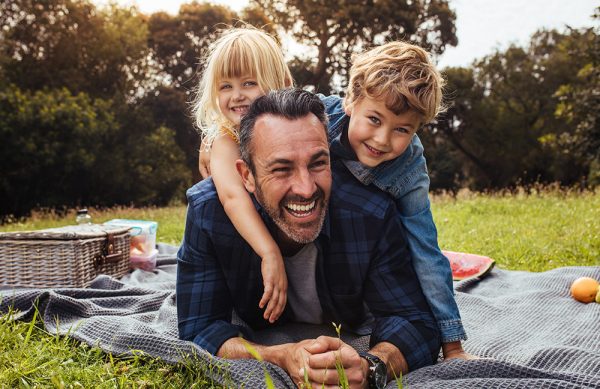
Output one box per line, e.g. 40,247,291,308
254,186,328,245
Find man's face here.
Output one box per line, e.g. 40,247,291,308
238,114,332,247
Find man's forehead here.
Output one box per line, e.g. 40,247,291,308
252,113,327,148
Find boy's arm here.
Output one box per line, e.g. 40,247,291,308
210,134,287,323
394,157,471,358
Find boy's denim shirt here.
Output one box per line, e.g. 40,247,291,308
320,94,467,343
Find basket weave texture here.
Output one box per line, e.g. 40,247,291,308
0,225,131,288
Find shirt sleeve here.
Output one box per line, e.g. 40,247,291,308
176,203,251,355
363,205,441,371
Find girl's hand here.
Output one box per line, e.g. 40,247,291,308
259,252,288,323
199,142,212,178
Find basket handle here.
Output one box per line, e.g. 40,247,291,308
94,232,123,268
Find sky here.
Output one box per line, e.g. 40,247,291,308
99,0,599,68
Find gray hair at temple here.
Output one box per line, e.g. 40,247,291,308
239,88,329,173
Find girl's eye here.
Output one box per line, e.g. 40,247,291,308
244,80,258,87
368,116,380,125
394,127,410,134
219,84,231,90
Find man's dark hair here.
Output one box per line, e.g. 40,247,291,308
239,88,329,173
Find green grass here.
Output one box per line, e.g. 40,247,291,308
432,189,600,271
0,189,598,387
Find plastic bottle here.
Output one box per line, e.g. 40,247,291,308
76,209,92,225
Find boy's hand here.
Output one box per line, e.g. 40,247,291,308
198,143,211,178
442,341,478,361
259,253,288,323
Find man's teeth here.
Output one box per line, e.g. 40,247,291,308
286,201,315,213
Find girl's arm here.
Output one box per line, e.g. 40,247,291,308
210,134,287,323
198,137,211,179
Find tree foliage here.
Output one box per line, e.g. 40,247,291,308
428,27,598,190
0,0,150,99
252,0,457,92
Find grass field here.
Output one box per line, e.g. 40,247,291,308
1,189,599,387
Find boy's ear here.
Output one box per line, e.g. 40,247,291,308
236,159,256,193
343,101,354,116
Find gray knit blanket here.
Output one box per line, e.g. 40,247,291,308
1,244,599,389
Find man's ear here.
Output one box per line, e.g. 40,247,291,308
235,159,256,193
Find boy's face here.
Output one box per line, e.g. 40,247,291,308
218,75,264,125
345,96,421,168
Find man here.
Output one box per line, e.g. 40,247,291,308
177,88,440,388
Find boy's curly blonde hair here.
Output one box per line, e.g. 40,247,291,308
345,41,445,125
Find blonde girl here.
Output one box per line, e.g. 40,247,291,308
193,26,292,323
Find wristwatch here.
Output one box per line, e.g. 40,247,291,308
359,352,387,389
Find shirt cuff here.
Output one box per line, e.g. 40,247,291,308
192,320,252,356
370,316,440,371
438,319,468,343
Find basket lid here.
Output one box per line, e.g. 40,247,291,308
0,224,131,241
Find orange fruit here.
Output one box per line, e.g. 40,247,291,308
570,277,600,303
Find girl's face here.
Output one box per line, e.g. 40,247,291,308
217,75,264,126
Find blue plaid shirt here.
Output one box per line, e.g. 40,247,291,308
176,161,441,371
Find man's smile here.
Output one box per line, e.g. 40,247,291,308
284,200,316,217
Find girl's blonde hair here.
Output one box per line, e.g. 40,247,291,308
193,26,293,147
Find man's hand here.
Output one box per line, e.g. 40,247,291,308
442,341,478,361
259,252,288,323
198,142,211,179
277,339,320,387
302,336,368,389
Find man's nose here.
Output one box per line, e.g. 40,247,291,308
292,168,317,199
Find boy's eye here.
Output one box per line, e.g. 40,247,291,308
394,127,410,134
368,116,380,125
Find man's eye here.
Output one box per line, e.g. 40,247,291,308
369,116,380,125
272,167,289,173
311,160,328,169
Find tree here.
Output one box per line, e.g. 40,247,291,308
431,28,597,189
253,0,457,92
0,85,190,218
0,0,151,99
553,23,600,185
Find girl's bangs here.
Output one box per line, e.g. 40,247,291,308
215,41,257,80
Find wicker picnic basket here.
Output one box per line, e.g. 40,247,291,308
0,224,131,288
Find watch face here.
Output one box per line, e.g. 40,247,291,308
373,361,387,388
360,352,388,389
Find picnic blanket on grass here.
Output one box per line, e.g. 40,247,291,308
1,244,599,388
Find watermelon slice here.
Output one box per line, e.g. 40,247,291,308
443,250,496,281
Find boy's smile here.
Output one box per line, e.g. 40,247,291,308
344,96,421,168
